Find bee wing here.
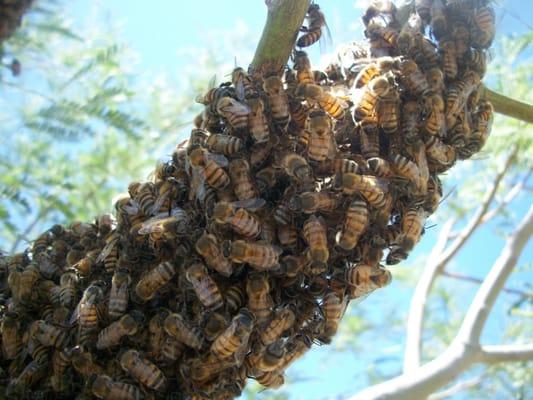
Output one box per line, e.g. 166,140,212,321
190,167,206,203
138,216,176,235
205,152,229,168
230,198,266,211
235,78,246,102
195,75,217,103
219,98,251,115
319,22,333,53
69,298,83,326
96,236,118,264
150,191,170,216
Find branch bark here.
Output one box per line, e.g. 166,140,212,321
249,0,310,78
350,206,533,400
480,86,533,125
441,270,532,298
403,147,518,372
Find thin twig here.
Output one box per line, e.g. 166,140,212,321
441,270,532,298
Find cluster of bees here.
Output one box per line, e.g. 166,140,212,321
0,0,494,399
0,0,32,42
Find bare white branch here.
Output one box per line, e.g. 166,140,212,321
478,344,533,364
428,375,483,400
402,148,518,372
350,206,533,400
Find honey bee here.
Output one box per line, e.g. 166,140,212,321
32,230,52,254
425,136,456,168
445,70,480,127
466,48,488,76
354,56,398,88
250,135,278,170
96,312,142,350
90,374,144,400
468,99,493,153
229,158,259,201
184,354,236,384
224,283,246,315
377,91,399,134
288,97,309,129
216,96,251,132
188,147,231,191
281,254,308,278
365,22,398,49
289,190,342,214
305,110,338,163
390,154,422,190
263,74,290,130
164,312,204,350
108,267,131,320
206,133,243,156
471,6,495,49
297,3,329,48
195,232,233,277
8,360,48,394
277,152,314,186
212,198,264,238
319,291,347,343
336,199,369,251
245,94,270,144
399,59,429,96
293,50,315,84
277,223,298,250
131,182,161,216
211,308,254,363
423,174,442,214
29,319,68,348
51,349,71,392
1,312,22,359
342,173,389,209
232,67,256,101
353,75,391,121
440,39,458,80
260,305,296,345
134,261,177,302
201,311,230,342
120,349,168,392
246,273,274,321
249,340,287,374
255,166,278,196
18,262,40,303
161,334,185,363
302,215,329,272
69,345,103,377
295,83,346,119
397,13,422,54
72,281,105,345
426,67,445,95
278,333,312,369
345,263,392,299
185,262,224,309
400,207,426,252
429,0,447,39
57,270,78,309
254,371,284,389
225,240,282,271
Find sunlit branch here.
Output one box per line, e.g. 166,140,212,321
479,344,533,364
350,206,533,400
427,375,483,400
480,86,533,125
403,147,518,372
249,0,310,78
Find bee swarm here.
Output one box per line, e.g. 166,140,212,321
0,1,495,399
0,0,33,42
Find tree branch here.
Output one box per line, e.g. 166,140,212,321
350,206,533,400
403,218,455,372
427,375,483,400
441,270,532,298
479,344,533,364
480,86,533,124
457,205,533,345
249,0,310,78
403,147,518,372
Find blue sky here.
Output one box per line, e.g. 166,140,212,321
20,1,533,399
